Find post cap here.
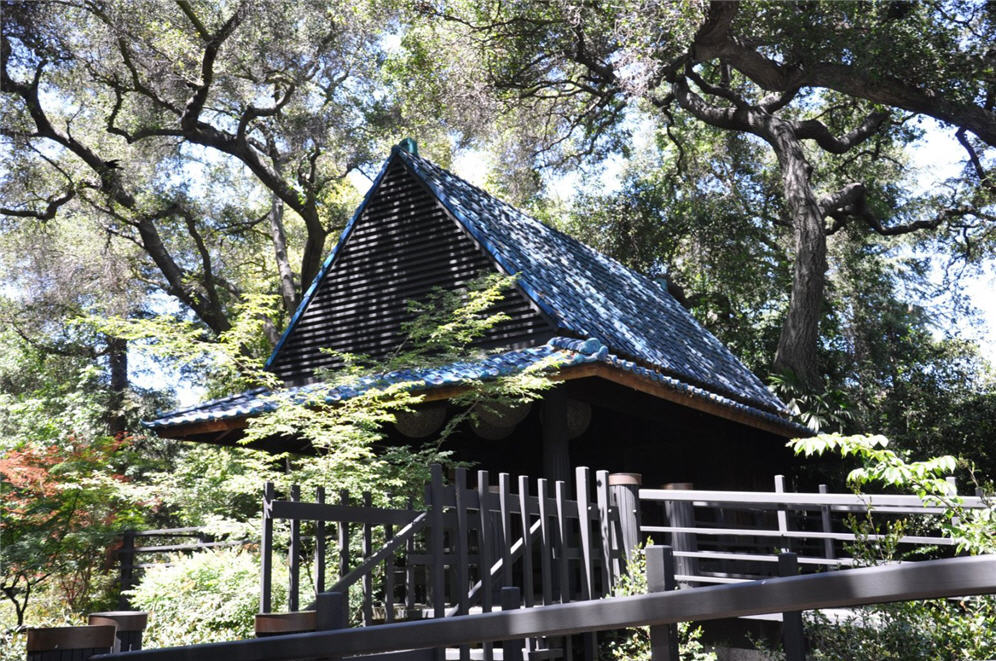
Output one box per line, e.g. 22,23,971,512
88,611,148,632
27,625,116,652
255,611,317,635
608,473,642,486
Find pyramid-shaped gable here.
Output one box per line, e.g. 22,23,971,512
266,153,557,384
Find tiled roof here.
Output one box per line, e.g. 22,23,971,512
395,149,784,413
145,338,804,434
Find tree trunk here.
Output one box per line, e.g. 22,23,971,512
106,335,128,435
268,194,299,315
769,127,827,390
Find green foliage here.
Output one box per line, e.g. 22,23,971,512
127,549,287,647
782,432,996,659
789,433,994,554
768,372,855,434
600,543,716,661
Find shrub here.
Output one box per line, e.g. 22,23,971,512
600,543,716,661
127,548,287,647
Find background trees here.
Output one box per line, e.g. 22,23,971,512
399,0,995,389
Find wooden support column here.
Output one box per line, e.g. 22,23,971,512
662,482,698,586
541,387,570,486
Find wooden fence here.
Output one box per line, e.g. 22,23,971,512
91,553,996,661
260,465,637,659
638,474,990,587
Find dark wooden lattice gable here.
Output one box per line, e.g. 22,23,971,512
267,156,557,385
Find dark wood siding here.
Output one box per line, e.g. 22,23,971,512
269,157,557,385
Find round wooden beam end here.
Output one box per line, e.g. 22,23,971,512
608,472,642,486
26,625,116,652
88,611,148,632
254,611,316,636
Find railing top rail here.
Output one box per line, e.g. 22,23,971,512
95,554,996,661
638,488,988,509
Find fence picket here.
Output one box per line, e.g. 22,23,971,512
499,473,513,589
575,467,593,601
362,491,374,626
316,486,326,595
537,478,553,606
429,465,446,620
555,480,570,604
338,490,351,580
261,482,274,614
384,494,395,624
289,485,301,612
595,470,613,594
517,475,534,608
454,468,471,661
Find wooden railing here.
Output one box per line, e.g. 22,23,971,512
118,527,245,608
92,553,996,661
638,475,990,586
260,465,635,659
260,465,636,613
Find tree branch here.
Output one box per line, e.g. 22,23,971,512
794,111,890,154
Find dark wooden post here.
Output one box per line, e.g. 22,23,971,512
818,484,835,560
26,626,115,661
662,482,698,586
118,530,136,609
88,611,148,652
260,482,274,613
316,591,348,661
646,546,679,661
541,387,570,486
779,552,805,661
608,473,642,571
499,587,524,661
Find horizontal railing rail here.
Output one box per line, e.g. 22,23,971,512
639,488,988,510
94,554,996,661
637,475,992,588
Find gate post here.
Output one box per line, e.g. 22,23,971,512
608,473,642,572
117,530,136,609
646,545,679,661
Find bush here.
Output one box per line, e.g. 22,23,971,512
600,543,716,661
127,548,287,647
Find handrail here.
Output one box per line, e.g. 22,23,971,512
639,488,988,509
95,555,996,661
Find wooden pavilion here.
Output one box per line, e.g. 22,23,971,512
146,140,807,490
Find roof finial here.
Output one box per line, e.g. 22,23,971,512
397,137,418,155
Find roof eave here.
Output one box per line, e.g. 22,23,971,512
149,360,806,443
